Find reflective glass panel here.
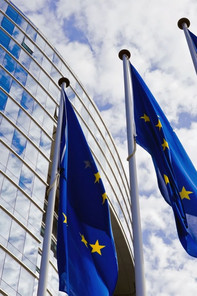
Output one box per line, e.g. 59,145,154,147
35,85,47,107
15,190,30,221
26,75,37,96
32,175,46,202
1,177,17,206
39,70,49,89
0,209,12,241
19,47,32,69
5,97,19,121
50,65,60,81
8,38,21,58
0,12,3,23
0,1,8,11
12,25,24,43
0,141,9,170
45,96,56,116
2,52,16,74
0,170,3,189
0,28,10,48
0,89,7,110
9,79,23,103
8,220,26,253
32,102,44,125
0,46,6,63
40,131,51,158
26,23,37,41
2,253,20,291
44,43,54,59
14,63,28,85
29,59,41,80
32,46,43,64
15,14,27,31
24,140,38,169
12,129,27,156
0,117,15,144
18,266,35,295
23,232,38,266
6,153,23,183
1,15,14,34
42,56,51,73
36,153,49,180
19,164,34,195
0,67,12,92
28,202,42,234
35,33,46,51
22,35,34,54
42,113,54,137
20,90,34,112
28,120,41,146
52,53,62,71
0,248,5,279
6,5,18,22
16,108,31,133
48,79,59,98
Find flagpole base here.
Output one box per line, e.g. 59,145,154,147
58,77,70,87
178,18,190,29
119,49,131,60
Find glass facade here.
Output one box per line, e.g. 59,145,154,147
0,0,134,295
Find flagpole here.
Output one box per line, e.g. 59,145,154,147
119,49,146,296
37,77,70,296
178,17,197,74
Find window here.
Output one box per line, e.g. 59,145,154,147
1,16,14,34
21,36,34,55
0,90,7,110
6,5,18,22
0,28,10,48
2,52,16,74
0,67,12,92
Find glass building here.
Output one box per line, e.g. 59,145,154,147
0,0,135,295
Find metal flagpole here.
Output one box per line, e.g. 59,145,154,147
37,77,70,296
178,18,197,75
119,49,146,296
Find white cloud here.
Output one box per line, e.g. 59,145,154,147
13,0,46,12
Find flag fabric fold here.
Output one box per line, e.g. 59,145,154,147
130,63,197,257
57,90,118,295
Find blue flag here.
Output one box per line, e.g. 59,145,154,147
57,90,118,295
130,63,197,257
189,30,197,51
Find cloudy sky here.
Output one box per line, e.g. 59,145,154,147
12,0,197,295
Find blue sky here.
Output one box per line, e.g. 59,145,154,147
12,0,197,295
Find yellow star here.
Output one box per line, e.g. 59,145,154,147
140,114,150,122
164,174,169,185
94,172,101,183
90,240,105,255
84,160,91,168
156,119,162,131
62,213,67,224
162,138,169,151
80,234,88,247
102,193,108,204
179,186,193,200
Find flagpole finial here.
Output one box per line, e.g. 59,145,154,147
58,77,70,87
178,18,190,29
119,49,131,60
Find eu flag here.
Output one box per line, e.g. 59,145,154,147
57,90,118,295
130,64,197,257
